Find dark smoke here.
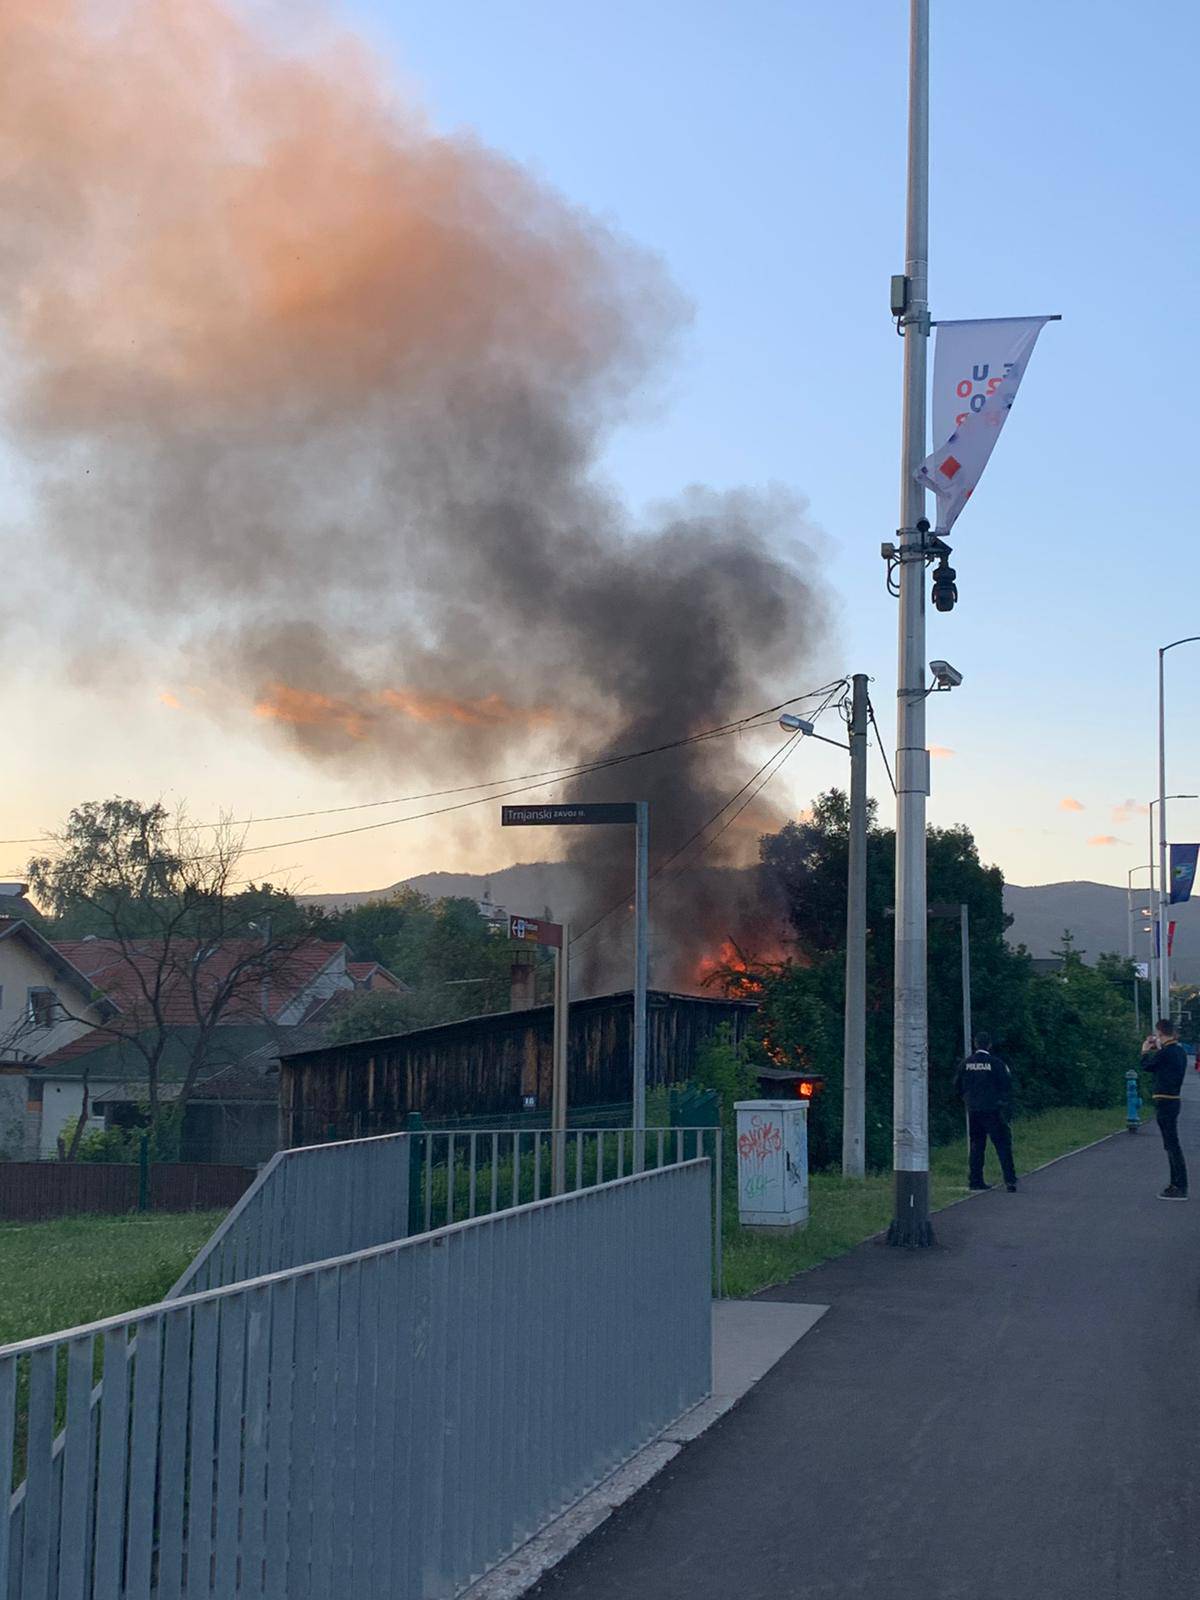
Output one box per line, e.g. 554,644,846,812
0,0,832,987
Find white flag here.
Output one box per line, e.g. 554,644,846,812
915,316,1052,533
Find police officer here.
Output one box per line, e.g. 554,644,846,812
1141,1018,1189,1199
955,1031,1018,1193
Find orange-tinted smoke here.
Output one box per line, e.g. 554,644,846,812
0,0,649,430
254,682,555,740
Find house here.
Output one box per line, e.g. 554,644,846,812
0,919,119,1159
0,927,403,1160
279,988,760,1147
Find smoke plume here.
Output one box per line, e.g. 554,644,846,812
0,0,832,987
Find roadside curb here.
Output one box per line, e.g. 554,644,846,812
461,1301,826,1600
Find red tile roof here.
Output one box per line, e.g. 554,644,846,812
50,938,347,1027
346,961,406,991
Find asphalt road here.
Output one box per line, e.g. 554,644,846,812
532,1078,1200,1600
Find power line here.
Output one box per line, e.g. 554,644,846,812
0,682,850,850
570,682,846,948
866,696,897,796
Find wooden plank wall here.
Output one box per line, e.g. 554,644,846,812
280,993,758,1147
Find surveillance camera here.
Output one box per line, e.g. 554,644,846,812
928,660,963,689
779,714,816,735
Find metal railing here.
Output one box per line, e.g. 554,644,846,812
168,1131,412,1298
413,1125,724,1296
169,1124,724,1301
1,1162,713,1600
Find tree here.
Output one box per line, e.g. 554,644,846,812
709,792,1140,1172
20,798,320,1154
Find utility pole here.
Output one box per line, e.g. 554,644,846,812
960,903,972,1060
632,800,649,1168
842,674,868,1178
1158,648,1169,1023
888,0,934,1248
552,923,570,1194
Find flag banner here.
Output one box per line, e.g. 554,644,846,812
1169,921,1177,958
1169,842,1199,904
915,315,1053,533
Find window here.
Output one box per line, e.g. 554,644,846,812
27,988,56,1028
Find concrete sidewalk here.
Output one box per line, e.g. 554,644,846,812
531,1078,1200,1600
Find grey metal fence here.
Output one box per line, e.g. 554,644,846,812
414,1125,725,1296
170,1125,724,1301
1,1161,712,1600
168,1131,413,1298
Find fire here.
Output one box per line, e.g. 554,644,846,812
694,936,785,999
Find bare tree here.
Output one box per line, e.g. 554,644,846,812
22,798,321,1155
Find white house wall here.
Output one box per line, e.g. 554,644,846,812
37,1078,87,1158
0,935,106,1059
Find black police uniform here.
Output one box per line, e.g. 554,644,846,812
955,1048,1017,1189
1141,1041,1188,1194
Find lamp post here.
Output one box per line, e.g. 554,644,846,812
1149,789,1197,1021
1157,637,1200,1021
1127,864,1153,1035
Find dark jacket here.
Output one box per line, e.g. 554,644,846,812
1142,1042,1187,1099
955,1049,1014,1116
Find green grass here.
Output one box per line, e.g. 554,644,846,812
0,1210,227,1349
723,1104,1128,1298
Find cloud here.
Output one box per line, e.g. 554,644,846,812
1113,798,1150,824
928,745,955,760
1087,834,1124,848
158,691,182,710
1059,797,1085,813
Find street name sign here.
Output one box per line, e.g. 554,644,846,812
501,803,638,826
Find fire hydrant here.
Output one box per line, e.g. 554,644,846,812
1125,1069,1142,1132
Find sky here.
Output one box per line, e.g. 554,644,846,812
1,0,1197,897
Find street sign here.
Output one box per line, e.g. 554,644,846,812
502,796,649,1166
508,915,563,949
501,803,638,826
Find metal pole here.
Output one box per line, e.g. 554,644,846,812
842,674,868,1177
960,903,972,1061
1127,870,1140,1035
1156,638,1200,1020
1158,648,1169,1022
551,928,569,1195
632,801,649,1169
888,0,933,1249
1149,805,1160,1019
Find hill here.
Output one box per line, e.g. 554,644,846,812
303,871,1200,983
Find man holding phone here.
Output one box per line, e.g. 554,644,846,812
1141,1018,1189,1199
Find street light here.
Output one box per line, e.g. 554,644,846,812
1126,865,1154,1033
1157,636,1200,1019
1149,788,1198,1020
